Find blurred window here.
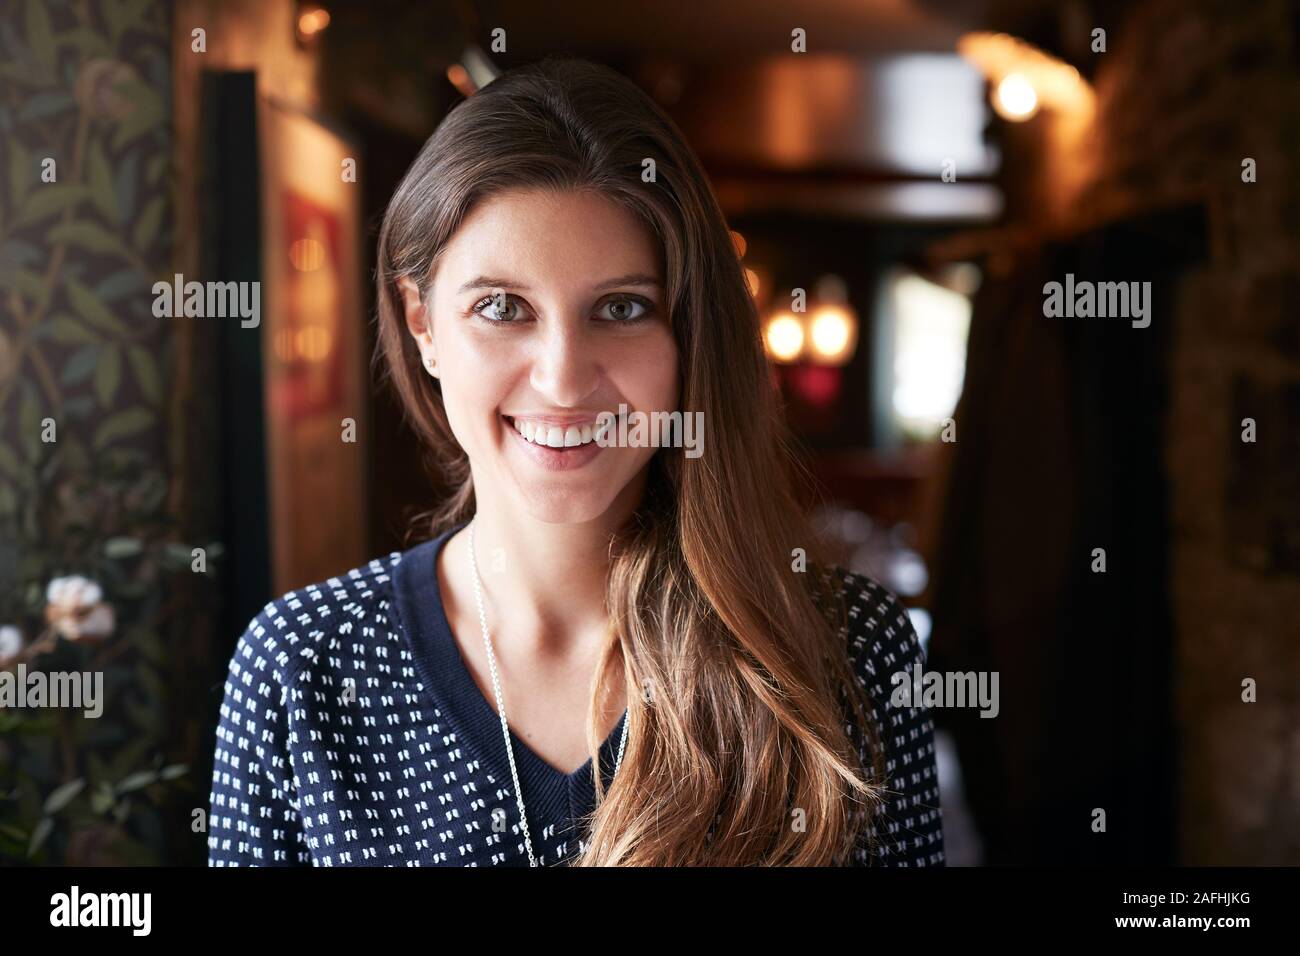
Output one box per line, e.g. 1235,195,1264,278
881,265,976,441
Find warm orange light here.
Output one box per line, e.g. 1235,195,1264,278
764,312,804,363
994,73,1038,120
744,267,762,300
808,304,858,365
274,326,334,363
446,63,475,97
289,237,325,271
296,6,330,39
958,31,1093,117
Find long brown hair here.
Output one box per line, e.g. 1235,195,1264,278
374,55,887,865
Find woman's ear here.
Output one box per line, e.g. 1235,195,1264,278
397,276,438,377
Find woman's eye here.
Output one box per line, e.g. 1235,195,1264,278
597,295,651,322
473,292,524,322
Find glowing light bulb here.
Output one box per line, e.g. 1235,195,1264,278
806,306,857,366
994,72,1038,120
765,313,804,363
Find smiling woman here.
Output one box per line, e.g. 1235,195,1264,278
207,55,944,867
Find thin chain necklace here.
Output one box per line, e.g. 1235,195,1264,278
466,517,629,867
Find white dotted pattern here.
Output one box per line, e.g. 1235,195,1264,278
207,546,944,866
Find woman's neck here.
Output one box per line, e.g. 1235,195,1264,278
461,496,625,658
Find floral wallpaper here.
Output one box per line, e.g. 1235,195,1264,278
0,0,211,864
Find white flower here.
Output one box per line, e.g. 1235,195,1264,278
46,575,103,609
58,603,116,642
44,576,115,643
0,625,21,663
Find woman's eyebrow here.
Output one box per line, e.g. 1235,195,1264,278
456,273,662,294
591,273,661,291
457,275,526,293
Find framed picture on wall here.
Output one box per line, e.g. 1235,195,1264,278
256,96,368,593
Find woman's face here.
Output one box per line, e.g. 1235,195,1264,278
401,187,679,526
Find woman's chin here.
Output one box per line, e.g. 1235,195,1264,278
512,484,616,526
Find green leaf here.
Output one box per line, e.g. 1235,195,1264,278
87,138,117,223
47,220,128,259
161,542,196,570
104,536,144,558
66,274,129,334
26,817,53,858
90,781,115,814
43,778,86,815
9,268,51,310
36,314,99,345
95,344,121,406
26,0,56,70
126,344,161,403
144,152,167,186
57,26,112,59
159,763,188,781
18,184,90,227
93,407,154,448
0,823,28,841
133,195,164,250
17,91,74,122
87,752,111,788
115,770,158,795
111,80,164,151
116,0,159,40
60,344,99,385
96,269,148,302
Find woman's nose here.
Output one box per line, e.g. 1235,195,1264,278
528,319,601,407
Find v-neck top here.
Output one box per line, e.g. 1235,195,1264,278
394,522,628,830
207,524,946,867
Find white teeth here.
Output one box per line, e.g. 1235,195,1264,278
507,417,605,449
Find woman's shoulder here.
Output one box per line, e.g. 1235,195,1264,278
226,548,414,688
813,563,922,675
814,563,946,865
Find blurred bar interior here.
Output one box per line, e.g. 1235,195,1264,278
2,0,1296,865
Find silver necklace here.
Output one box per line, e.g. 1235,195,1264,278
466,517,629,867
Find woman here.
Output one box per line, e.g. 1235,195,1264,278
208,56,944,867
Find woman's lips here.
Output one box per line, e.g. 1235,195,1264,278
502,415,605,471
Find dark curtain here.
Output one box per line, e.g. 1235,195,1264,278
924,206,1205,864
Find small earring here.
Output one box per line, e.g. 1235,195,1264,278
423,355,436,373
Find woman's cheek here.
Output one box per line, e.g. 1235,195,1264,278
637,330,679,412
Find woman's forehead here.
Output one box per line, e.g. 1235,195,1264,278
435,188,663,289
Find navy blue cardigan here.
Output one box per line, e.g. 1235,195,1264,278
207,525,945,866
